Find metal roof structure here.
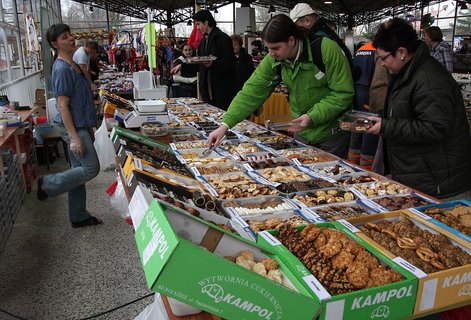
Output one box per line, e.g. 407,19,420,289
73,0,469,27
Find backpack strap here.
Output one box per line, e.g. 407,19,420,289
275,36,325,84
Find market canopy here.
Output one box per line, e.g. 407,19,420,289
73,0,459,26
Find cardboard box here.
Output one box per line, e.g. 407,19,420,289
346,211,471,316
257,222,418,320
111,126,172,153
408,200,471,246
134,200,320,320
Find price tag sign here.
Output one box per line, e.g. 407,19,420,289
134,158,143,170
190,166,201,177
408,208,432,220
302,275,331,301
348,187,367,199
393,257,427,279
233,215,249,228
300,208,325,223
242,163,254,171
119,138,127,146
225,207,239,218
292,158,302,166
337,219,360,233
169,143,177,151
259,231,282,247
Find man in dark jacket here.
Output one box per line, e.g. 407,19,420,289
193,10,236,110
368,18,471,199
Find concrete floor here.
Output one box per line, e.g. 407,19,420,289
0,158,153,320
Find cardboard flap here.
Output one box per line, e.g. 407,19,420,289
135,200,179,288
199,227,225,252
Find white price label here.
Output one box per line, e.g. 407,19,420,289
119,138,127,145
169,143,177,150
242,163,254,171
259,231,282,247
127,172,135,187
190,166,201,177
393,257,428,279
302,275,331,301
233,215,249,228
134,158,143,170
337,219,360,233
408,208,432,220
291,198,307,209
292,158,302,166
174,153,186,164
348,187,367,199
225,207,239,218
203,183,219,197
300,208,324,223
125,150,133,156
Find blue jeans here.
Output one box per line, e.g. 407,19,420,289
42,127,100,223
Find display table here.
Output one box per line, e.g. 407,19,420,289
250,92,290,125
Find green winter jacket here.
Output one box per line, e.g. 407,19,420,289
223,37,354,145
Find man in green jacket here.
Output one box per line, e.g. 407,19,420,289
207,14,354,157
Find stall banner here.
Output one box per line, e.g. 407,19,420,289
134,200,320,320
145,23,156,68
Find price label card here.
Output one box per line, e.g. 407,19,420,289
225,207,239,218
169,143,177,151
348,187,367,199
292,158,302,166
134,158,143,170
408,208,432,220
337,219,360,233
242,163,254,171
300,208,325,223
174,153,186,164
259,231,282,247
233,215,249,228
120,138,127,146
290,198,307,209
393,257,427,279
203,183,218,197
302,275,331,301
190,166,201,177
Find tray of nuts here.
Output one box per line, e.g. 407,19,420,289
256,135,291,144
310,200,379,221
257,166,312,183
278,148,337,164
220,141,265,157
306,161,360,177
289,188,356,208
275,178,335,194
239,152,277,161
185,157,233,166
370,193,437,212
178,148,220,161
352,181,410,198
262,140,303,151
221,196,297,218
204,173,279,199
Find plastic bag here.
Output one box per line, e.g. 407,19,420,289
94,119,115,171
108,178,129,218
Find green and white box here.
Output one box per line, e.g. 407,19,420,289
257,222,419,320
135,200,320,320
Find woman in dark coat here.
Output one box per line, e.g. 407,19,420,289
367,18,471,199
231,34,255,93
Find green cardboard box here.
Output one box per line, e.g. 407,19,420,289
257,222,418,320
110,126,172,153
134,200,320,320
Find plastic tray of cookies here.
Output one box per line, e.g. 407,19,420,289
410,200,471,244
176,148,221,162
350,180,411,199
172,133,204,142
219,140,265,158
261,139,304,151
275,177,336,194
171,140,208,150
308,200,380,221
183,156,233,166
305,161,361,177
366,193,438,212
202,172,279,199
189,163,244,176
332,172,388,186
239,151,277,162
256,166,312,183
220,196,298,218
338,110,378,133
287,188,357,208
255,135,292,144
278,148,337,165
242,157,292,170
241,211,312,239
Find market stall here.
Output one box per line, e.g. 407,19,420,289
105,97,470,319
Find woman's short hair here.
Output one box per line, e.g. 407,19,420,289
261,14,305,43
425,26,443,42
231,34,243,46
46,23,71,50
373,18,420,56
193,10,216,28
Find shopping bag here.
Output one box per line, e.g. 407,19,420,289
94,120,115,171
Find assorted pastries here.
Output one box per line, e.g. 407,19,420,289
292,189,355,206
423,205,471,236
248,215,307,232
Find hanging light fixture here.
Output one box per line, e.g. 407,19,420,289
268,5,276,13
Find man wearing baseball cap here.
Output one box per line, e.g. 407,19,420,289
290,3,353,69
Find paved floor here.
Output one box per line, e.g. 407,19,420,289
0,158,153,320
